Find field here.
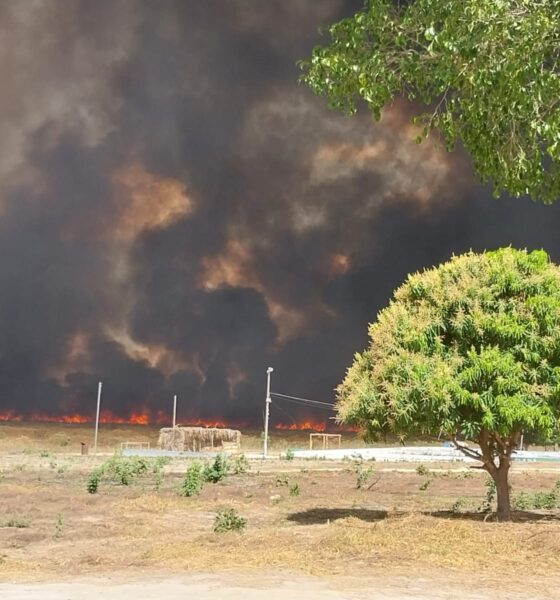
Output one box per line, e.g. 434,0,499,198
1,422,560,598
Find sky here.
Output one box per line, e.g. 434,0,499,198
2,0,560,427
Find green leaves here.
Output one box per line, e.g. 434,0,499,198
337,248,560,447
301,0,560,202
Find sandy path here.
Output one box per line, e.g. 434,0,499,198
1,572,558,600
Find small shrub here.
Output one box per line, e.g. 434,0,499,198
512,481,560,510
203,455,229,483
356,466,374,489
419,478,432,491
289,483,300,497
232,454,250,475
275,475,289,487
451,498,465,513
478,478,497,513
213,508,246,533
40,450,50,458
86,469,103,494
54,513,64,538
105,457,149,485
416,464,430,476
181,462,204,497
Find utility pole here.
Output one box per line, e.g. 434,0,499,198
263,367,273,458
93,381,103,455
172,394,177,428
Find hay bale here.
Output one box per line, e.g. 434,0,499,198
158,426,241,452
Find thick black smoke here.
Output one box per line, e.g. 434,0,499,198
1,0,560,427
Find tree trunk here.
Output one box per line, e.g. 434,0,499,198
490,460,511,522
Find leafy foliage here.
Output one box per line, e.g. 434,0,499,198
289,483,300,497
512,481,560,510
181,462,204,497
213,508,247,533
86,468,103,494
202,454,229,483
301,1,560,202
337,248,560,518
85,457,167,494
338,249,560,444
232,454,250,475
283,448,295,461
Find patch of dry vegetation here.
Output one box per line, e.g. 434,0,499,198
0,423,560,588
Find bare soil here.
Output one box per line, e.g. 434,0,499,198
1,423,560,598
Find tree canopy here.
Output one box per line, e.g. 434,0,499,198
337,248,560,519
301,0,560,203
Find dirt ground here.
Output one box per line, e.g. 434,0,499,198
2,570,559,600
1,423,560,598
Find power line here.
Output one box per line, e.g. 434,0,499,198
270,392,335,407
270,392,336,411
270,400,298,424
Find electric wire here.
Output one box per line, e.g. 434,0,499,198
269,392,335,408
269,400,298,425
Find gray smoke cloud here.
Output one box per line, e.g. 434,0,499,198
1,0,560,426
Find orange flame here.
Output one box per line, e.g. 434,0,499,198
274,421,327,432
0,412,354,432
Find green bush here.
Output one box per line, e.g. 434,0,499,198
86,468,103,494
213,508,246,533
105,457,149,485
416,464,430,476
284,449,295,461
356,466,374,489
289,483,300,497
181,462,204,497
203,455,229,483
85,456,160,493
478,478,497,513
512,481,560,510
232,454,250,475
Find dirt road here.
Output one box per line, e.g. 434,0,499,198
1,572,558,600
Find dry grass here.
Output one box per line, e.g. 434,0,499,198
144,512,560,575
0,423,560,589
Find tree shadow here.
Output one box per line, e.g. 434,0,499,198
426,510,560,523
286,508,389,525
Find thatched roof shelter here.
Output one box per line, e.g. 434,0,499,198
158,426,241,452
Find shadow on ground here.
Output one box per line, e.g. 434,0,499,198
288,507,560,525
425,510,560,522
286,508,389,525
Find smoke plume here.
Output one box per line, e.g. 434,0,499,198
1,0,560,427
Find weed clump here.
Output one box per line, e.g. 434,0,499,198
213,508,246,533
86,468,103,494
232,454,250,475
203,454,229,483
512,481,560,510
181,462,204,497
85,456,168,494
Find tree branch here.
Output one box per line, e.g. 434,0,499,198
452,436,482,461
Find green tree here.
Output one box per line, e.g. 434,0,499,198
301,0,560,203
337,248,560,521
